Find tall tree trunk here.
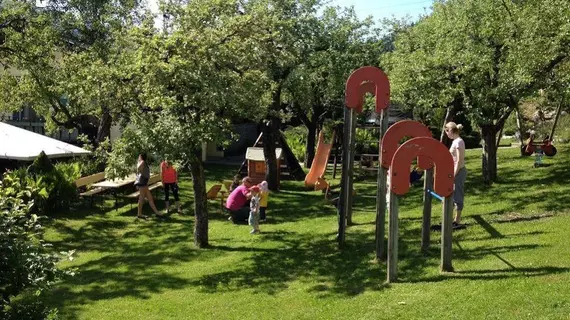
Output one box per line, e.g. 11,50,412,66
263,86,282,191
440,97,461,147
95,108,112,146
515,108,526,154
190,153,208,248
481,124,498,185
262,117,280,191
304,120,317,168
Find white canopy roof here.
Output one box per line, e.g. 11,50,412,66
0,122,91,161
246,147,283,161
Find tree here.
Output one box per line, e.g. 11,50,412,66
107,0,270,247
384,0,570,184
0,0,143,145
285,6,383,168
228,0,324,190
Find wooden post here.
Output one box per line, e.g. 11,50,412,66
515,108,525,146
375,109,390,261
549,97,564,141
421,168,434,253
345,109,357,226
338,108,356,247
441,195,454,272
387,190,399,283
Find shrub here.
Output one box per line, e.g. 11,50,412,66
0,178,72,319
76,135,111,176
283,126,307,164
2,156,81,215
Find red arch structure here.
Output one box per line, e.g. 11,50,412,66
345,66,390,113
390,137,454,197
380,120,433,169
386,136,455,282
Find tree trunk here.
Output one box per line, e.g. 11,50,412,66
189,153,208,248
262,86,282,191
440,100,459,147
95,108,112,146
262,117,280,191
481,124,498,185
304,120,317,168
515,108,526,155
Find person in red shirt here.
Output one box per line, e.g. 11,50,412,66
225,176,253,223
160,160,182,214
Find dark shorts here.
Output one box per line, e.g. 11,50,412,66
164,183,179,202
228,206,250,223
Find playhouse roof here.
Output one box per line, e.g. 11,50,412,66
246,147,283,161
0,122,91,161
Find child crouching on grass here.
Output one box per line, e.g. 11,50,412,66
248,186,261,234
259,181,269,222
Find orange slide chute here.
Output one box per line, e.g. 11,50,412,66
304,132,334,190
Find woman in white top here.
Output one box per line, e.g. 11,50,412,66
445,122,467,226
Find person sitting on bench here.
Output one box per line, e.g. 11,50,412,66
225,176,253,223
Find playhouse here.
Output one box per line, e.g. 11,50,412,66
245,147,283,185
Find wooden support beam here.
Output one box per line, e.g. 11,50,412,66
421,168,434,253
441,195,454,272
387,191,399,283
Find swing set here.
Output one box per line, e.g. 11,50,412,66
520,98,563,167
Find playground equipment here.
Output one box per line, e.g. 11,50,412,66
245,147,283,185
304,131,335,191
237,131,306,185
521,135,557,167
339,66,457,283
519,95,563,166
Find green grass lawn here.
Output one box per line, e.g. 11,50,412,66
43,145,570,319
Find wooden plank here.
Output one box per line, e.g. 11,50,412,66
421,168,434,253
387,191,399,283
441,195,454,272
80,187,105,197
75,172,105,188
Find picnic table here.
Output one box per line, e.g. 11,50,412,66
92,174,136,209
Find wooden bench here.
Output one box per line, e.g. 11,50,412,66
124,174,163,210
222,180,233,192
125,174,163,199
207,184,227,213
75,172,106,205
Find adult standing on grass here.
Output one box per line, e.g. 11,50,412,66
225,176,253,223
445,122,467,227
161,159,182,215
135,153,163,219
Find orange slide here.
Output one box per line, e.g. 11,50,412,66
304,132,334,191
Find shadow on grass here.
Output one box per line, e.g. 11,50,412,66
41,147,570,318
193,230,389,297
44,214,208,320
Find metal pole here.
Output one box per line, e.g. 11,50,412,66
441,195,454,272
375,109,390,261
421,168,434,253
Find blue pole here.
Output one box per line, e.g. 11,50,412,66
427,189,444,202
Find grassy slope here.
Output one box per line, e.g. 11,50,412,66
44,145,570,319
